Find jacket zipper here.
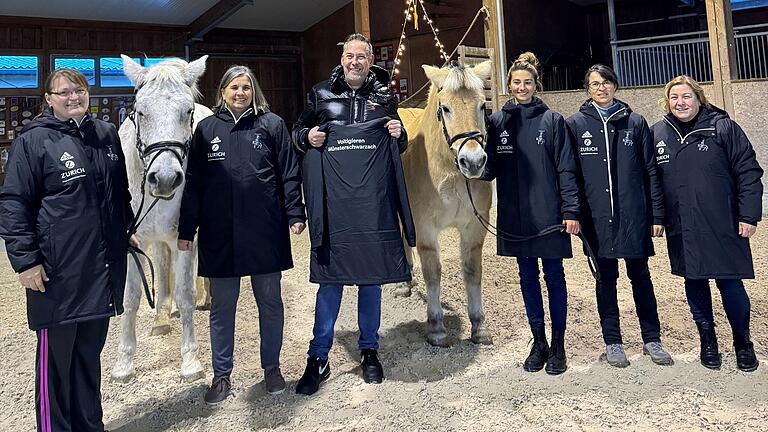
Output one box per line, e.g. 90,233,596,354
662,118,716,145
351,89,357,124
592,102,627,218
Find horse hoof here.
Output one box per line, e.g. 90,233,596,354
170,310,180,319
471,331,493,345
427,332,449,347
196,303,211,311
150,324,171,336
111,370,135,383
393,285,412,298
181,369,205,383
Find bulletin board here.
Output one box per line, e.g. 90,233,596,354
373,43,409,101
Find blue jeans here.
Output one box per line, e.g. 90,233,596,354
684,278,751,336
209,273,283,378
308,283,381,359
517,257,568,331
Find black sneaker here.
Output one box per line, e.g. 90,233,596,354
361,349,384,384
204,376,232,406
296,356,330,396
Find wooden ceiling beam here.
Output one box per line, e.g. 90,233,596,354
186,0,255,43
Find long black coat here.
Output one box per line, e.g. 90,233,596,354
566,99,664,259
650,106,763,279
0,112,132,330
302,118,416,285
178,108,305,278
483,98,579,258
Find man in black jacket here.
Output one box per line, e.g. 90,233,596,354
293,33,409,395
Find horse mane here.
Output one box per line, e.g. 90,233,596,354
440,64,485,93
143,59,202,101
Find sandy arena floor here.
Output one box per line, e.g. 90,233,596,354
0,212,766,431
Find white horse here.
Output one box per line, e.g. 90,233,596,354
111,55,213,382
396,61,494,347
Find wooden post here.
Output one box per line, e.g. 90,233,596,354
705,0,736,117
354,0,371,39
607,0,620,77
482,0,507,109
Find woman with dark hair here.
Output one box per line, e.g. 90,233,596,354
483,52,579,375
565,64,672,368
0,69,132,431
178,65,306,403
651,75,763,372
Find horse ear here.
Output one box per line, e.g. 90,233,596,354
470,60,493,81
422,64,449,89
184,55,208,87
122,55,146,88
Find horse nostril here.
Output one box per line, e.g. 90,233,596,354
479,154,487,167
458,157,469,169
147,172,158,185
171,173,183,189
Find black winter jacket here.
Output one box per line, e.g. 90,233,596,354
302,118,416,285
650,106,763,279
484,98,579,258
0,111,132,330
178,108,305,277
292,65,408,153
566,99,664,259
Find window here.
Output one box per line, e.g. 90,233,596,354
100,57,139,87
53,58,96,86
0,55,39,89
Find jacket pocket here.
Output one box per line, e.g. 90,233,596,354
39,224,57,272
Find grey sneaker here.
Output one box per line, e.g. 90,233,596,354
605,344,630,368
265,367,286,395
204,376,232,406
643,341,674,365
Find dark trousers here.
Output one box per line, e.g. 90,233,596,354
595,258,661,345
517,257,568,331
209,272,284,378
308,284,382,359
684,278,751,337
35,318,110,432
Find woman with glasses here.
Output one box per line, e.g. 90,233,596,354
178,65,306,404
482,52,579,375
0,69,133,432
565,64,672,368
651,76,762,372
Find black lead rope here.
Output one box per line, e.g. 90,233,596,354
464,179,601,281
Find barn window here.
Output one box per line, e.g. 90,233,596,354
100,57,139,87
53,58,96,86
143,58,173,67
0,55,39,89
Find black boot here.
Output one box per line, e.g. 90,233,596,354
361,349,384,383
696,322,721,370
546,330,567,375
734,333,759,372
523,326,549,372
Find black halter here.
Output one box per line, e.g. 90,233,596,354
436,102,487,163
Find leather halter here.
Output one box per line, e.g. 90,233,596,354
436,100,487,170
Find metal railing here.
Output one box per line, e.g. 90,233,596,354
615,24,768,87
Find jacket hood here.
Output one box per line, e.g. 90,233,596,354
663,104,729,130
329,64,390,93
502,96,549,119
20,110,90,136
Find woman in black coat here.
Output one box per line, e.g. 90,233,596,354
178,65,306,403
651,75,763,372
0,69,132,432
565,64,672,368
483,53,579,375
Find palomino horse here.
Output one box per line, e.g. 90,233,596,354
396,61,494,347
111,55,212,382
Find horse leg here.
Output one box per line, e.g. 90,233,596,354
173,248,205,382
461,220,492,345
418,227,448,347
151,243,173,336
195,277,211,310
111,260,142,382
393,237,416,297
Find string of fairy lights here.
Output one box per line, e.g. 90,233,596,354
390,0,449,88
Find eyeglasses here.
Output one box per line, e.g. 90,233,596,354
589,81,615,90
49,88,87,97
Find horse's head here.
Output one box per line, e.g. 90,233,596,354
423,60,493,179
122,54,208,199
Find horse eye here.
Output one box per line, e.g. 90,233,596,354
442,106,451,114
187,108,193,115
137,111,145,117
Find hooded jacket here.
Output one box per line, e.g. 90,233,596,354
292,64,408,153
0,111,132,330
484,97,579,258
566,99,664,259
650,105,763,279
302,118,416,285
178,108,305,277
